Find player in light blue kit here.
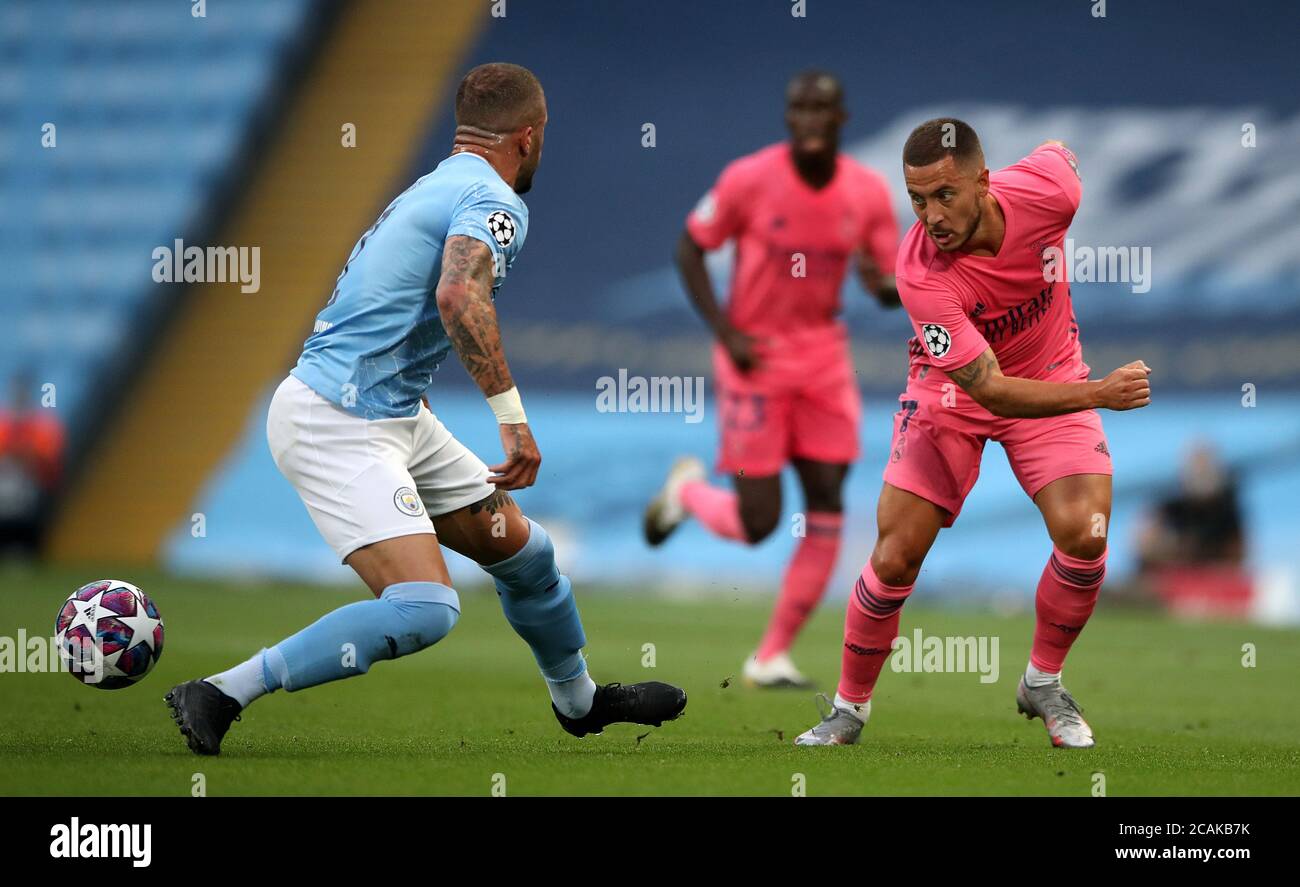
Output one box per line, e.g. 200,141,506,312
166,63,686,755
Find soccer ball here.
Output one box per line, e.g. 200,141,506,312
54,580,164,690
922,323,952,358
486,210,516,247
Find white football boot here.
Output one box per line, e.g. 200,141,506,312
643,455,706,546
794,694,870,746
742,650,813,689
1016,676,1096,748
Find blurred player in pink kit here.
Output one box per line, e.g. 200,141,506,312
796,118,1152,749
644,71,901,688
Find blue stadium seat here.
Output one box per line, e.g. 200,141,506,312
0,0,313,424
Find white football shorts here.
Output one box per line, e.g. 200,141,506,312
266,374,495,562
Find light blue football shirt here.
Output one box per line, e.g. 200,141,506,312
291,152,528,419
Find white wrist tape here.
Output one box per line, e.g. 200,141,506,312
487,386,527,425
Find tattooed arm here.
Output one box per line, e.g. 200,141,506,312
435,234,540,489
436,235,514,396
948,347,1152,418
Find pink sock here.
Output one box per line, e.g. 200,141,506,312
837,562,913,704
1031,547,1105,673
756,512,843,661
679,479,746,542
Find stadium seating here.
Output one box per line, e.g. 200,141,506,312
0,0,312,424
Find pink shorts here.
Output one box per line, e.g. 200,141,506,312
713,326,861,477
881,375,1112,526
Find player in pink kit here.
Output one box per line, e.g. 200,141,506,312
644,71,900,688
796,118,1152,748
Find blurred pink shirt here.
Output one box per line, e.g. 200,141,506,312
687,142,898,343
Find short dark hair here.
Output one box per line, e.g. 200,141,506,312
455,62,544,133
786,69,843,104
902,117,983,169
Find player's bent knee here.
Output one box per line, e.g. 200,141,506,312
265,580,461,691
870,540,925,587
1055,531,1108,562
377,581,461,658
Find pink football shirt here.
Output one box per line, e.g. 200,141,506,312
686,143,899,340
897,143,1085,382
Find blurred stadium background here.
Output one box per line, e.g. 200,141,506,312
3,0,1298,627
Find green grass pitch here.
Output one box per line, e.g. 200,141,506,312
1,564,1297,796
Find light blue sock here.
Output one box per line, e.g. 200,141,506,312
260,581,459,693
484,519,589,686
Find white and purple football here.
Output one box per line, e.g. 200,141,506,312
54,580,164,690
